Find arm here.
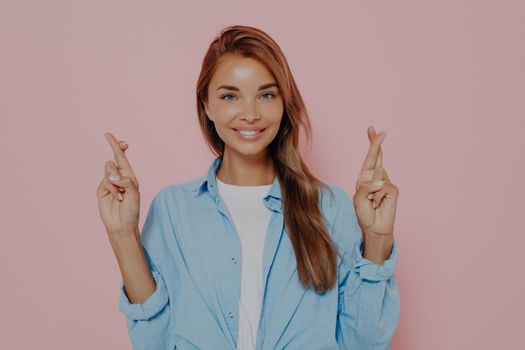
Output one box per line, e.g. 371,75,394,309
111,229,157,305
114,192,172,350
333,188,400,350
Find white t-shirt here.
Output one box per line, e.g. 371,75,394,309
216,177,273,350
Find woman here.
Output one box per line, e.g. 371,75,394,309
97,25,400,350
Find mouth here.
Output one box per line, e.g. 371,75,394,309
231,128,266,140
232,128,265,134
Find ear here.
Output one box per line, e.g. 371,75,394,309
203,99,213,121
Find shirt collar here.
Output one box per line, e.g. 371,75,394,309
191,156,283,204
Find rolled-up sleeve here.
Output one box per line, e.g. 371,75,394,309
119,269,169,320
117,191,172,350
332,187,401,350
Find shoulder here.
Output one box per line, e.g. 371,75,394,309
148,176,206,214
156,177,201,198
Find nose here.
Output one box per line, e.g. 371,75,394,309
240,100,260,122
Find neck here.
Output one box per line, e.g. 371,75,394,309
217,150,276,186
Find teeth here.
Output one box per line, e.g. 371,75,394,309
238,130,260,135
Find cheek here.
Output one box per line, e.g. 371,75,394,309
211,101,239,117
267,101,284,118
210,107,236,132
265,116,283,139
206,100,225,119
267,105,284,127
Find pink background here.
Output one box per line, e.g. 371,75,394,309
1,0,523,349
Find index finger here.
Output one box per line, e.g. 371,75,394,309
361,130,386,172
368,126,383,168
104,132,134,173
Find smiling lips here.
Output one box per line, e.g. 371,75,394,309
232,128,266,140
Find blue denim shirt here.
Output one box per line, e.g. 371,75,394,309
118,157,400,350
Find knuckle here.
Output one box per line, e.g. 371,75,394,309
104,161,117,175
107,185,118,195
121,176,134,187
97,183,107,194
102,178,115,191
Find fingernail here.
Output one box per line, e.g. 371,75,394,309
109,175,120,181
117,193,123,200
372,180,384,187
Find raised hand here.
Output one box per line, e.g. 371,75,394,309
352,126,399,237
96,132,141,240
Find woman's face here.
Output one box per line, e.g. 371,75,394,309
204,54,284,159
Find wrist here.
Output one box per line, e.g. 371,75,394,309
362,232,394,265
109,227,141,250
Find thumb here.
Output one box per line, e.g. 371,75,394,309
354,180,384,202
108,175,140,199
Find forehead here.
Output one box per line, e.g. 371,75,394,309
209,54,276,88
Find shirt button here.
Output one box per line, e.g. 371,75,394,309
231,257,237,264
229,311,234,318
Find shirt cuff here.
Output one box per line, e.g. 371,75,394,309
352,240,398,282
118,269,169,321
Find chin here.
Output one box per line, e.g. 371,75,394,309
237,148,267,157
229,144,269,157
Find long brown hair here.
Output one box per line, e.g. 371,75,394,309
195,25,339,293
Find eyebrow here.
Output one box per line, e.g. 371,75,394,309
216,83,279,92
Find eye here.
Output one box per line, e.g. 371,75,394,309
220,94,237,101
261,92,276,100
